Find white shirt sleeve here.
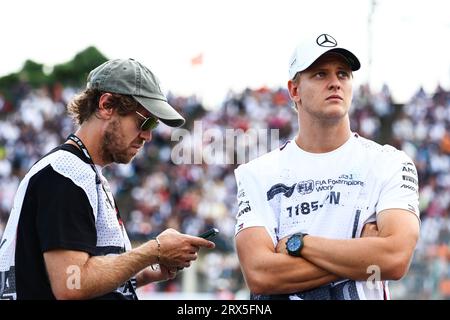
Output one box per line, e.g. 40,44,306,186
376,151,420,221
234,165,278,246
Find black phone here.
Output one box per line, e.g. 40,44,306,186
198,228,219,240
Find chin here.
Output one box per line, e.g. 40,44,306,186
124,154,136,164
323,106,348,119
318,110,346,120
112,153,135,164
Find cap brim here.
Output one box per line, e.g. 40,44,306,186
327,48,360,71
133,96,185,127
289,46,361,79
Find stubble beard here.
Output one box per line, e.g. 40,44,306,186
101,119,134,164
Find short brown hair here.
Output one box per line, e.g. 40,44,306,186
67,89,141,125
292,72,301,84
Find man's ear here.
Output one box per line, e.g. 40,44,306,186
97,93,114,119
287,79,301,109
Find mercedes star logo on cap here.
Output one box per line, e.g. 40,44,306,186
316,34,337,47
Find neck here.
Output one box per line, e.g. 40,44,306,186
295,116,351,153
67,121,107,166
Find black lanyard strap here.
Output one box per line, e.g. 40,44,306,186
67,134,116,212
68,134,100,184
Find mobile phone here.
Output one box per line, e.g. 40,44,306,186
198,228,219,240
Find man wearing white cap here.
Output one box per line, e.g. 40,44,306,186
0,58,215,299
234,34,420,300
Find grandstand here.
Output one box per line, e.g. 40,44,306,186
1,55,449,299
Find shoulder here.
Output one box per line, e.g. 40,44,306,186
30,147,96,187
353,134,412,163
27,147,98,209
49,149,98,207
49,148,94,179
25,146,93,184
29,163,71,187
27,164,93,211
28,150,93,194
352,135,417,186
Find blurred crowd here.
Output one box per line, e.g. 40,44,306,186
0,80,450,299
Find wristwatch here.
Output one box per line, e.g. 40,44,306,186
286,232,308,257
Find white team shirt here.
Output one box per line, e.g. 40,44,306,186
234,133,420,300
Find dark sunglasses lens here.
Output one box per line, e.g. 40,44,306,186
141,118,158,131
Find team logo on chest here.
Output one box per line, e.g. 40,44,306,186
297,180,314,195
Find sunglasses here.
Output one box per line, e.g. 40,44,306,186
135,111,159,131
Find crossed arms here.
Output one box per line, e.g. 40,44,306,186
235,209,420,295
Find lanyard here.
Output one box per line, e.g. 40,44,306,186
67,134,122,226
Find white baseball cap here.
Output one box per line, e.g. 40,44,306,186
288,33,360,79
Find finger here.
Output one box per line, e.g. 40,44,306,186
186,253,198,261
184,235,215,248
188,245,201,254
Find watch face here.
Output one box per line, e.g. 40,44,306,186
287,235,301,252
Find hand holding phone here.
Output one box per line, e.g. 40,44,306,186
176,228,219,272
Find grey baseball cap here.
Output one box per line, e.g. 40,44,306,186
87,58,185,127
289,33,360,79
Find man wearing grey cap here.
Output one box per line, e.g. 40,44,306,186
0,58,214,300
234,34,420,300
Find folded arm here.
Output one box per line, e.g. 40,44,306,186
277,209,420,281
235,226,339,295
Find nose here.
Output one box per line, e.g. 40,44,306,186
328,74,341,91
139,129,152,142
